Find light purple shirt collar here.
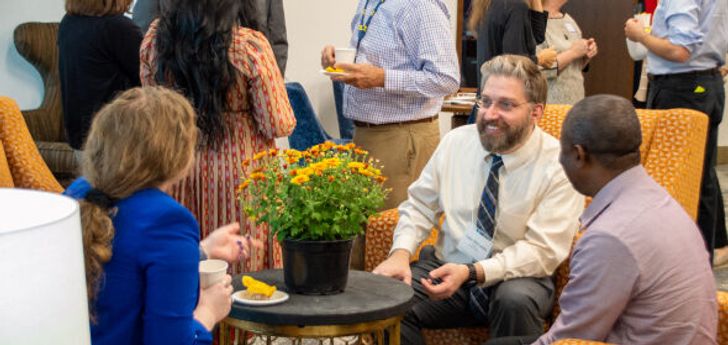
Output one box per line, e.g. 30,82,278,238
579,165,646,228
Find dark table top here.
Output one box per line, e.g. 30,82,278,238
230,270,414,326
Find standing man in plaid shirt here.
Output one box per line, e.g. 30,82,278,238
321,0,460,210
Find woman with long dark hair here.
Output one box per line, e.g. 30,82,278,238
140,0,295,273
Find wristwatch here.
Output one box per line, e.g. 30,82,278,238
466,263,477,283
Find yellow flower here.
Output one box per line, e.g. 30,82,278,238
309,162,326,172
347,162,366,169
358,168,374,177
321,141,335,151
354,148,368,155
285,149,302,157
253,151,267,161
309,145,321,156
291,175,310,185
322,158,341,168
250,172,266,180
284,149,302,163
238,179,250,194
297,167,314,176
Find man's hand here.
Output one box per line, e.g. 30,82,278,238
720,65,728,77
372,249,412,285
537,48,557,68
201,223,263,263
321,45,336,69
624,18,647,43
331,62,385,89
421,263,470,301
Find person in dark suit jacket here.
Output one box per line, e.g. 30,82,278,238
131,0,288,76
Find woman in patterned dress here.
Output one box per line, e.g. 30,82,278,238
140,0,295,273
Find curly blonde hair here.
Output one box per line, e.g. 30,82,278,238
79,86,198,320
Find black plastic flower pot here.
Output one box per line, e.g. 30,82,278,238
281,238,353,295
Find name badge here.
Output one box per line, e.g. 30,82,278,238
456,223,493,262
564,23,577,33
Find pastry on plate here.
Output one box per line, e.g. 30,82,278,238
242,275,277,300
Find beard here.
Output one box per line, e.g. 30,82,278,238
477,117,532,153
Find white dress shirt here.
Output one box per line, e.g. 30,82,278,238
392,124,583,286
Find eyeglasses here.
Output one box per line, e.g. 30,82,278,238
476,96,530,113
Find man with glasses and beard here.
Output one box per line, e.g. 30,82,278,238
372,54,583,344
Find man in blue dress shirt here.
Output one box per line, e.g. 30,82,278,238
321,0,460,209
625,0,728,262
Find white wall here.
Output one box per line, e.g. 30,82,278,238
282,0,358,137
0,0,65,109
0,0,458,136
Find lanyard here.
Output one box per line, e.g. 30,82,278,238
356,0,385,50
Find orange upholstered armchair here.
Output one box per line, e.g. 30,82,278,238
0,96,62,192
365,105,727,344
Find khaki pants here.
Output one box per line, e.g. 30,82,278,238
353,120,440,210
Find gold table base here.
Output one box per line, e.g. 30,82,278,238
219,316,402,345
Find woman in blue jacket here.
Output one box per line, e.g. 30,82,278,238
65,87,233,344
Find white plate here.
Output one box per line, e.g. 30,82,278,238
320,69,348,77
232,290,289,306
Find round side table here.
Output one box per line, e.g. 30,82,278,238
220,269,414,345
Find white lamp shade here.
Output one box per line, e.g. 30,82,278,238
0,188,90,345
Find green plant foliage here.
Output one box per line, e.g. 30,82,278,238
239,142,389,241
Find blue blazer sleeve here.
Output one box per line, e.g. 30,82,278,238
140,205,212,344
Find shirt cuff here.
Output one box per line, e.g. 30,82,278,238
477,258,505,287
384,69,409,93
667,33,699,54
192,320,213,344
390,233,419,258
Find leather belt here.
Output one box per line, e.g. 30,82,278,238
648,67,720,81
353,115,439,128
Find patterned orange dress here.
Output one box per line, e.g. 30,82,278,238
140,22,296,273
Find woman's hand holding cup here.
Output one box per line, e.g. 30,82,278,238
194,274,233,331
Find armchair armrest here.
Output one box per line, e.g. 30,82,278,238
717,291,728,344
365,208,400,272
364,208,440,271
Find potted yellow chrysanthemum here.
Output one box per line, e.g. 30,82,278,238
238,141,388,294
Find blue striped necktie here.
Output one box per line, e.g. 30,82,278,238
477,155,503,240
468,154,503,321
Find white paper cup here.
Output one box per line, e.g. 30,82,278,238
199,259,228,289
335,48,356,64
